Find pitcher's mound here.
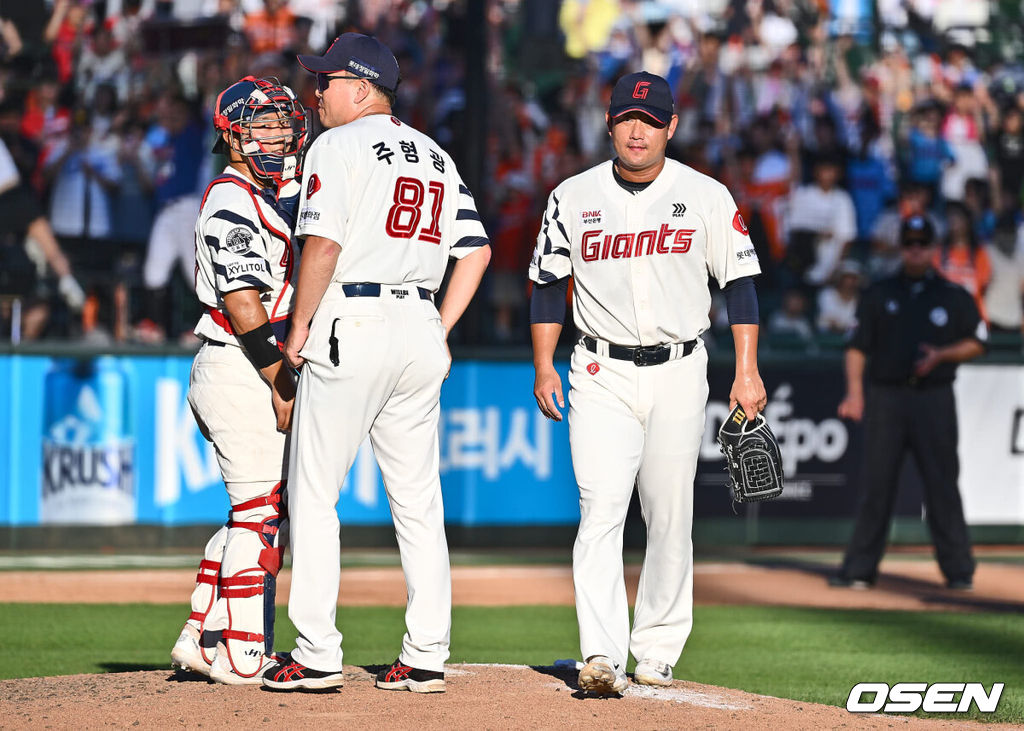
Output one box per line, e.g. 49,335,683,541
0,663,997,729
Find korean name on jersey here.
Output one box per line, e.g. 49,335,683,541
194,167,298,344
294,115,488,290
529,159,761,346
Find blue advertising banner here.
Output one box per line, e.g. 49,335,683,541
0,354,578,526
7,353,1008,528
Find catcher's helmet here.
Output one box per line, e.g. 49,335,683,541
213,76,310,185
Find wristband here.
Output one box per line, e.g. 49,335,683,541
238,321,283,369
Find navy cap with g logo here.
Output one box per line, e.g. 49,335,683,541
297,33,400,92
608,71,674,126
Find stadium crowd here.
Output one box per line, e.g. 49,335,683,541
0,0,1022,348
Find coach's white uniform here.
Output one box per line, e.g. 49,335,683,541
288,114,488,673
529,159,760,669
184,167,297,677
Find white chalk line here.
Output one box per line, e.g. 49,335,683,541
448,663,753,710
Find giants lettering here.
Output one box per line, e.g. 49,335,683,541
581,225,695,261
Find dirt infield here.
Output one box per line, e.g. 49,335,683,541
1,663,1014,730
3,556,1022,729
5,557,1024,612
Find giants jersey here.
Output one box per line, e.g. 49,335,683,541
194,167,298,345
529,159,761,345
295,115,488,288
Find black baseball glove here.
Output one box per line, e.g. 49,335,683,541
717,404,784,503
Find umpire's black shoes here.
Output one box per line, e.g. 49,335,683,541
262,654,345,691
375,658,446,693
946,578,974,591
827,573,874,589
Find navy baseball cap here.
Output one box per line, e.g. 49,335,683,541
900,215,936,245
212,76,261,153
297,33,400,92
608,71,674,126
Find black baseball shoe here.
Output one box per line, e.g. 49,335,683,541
827,573,874,589
946,578,973,591
262,654,344,691
375,658,446,693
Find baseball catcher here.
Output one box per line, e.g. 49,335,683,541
717,404,784,503
169,76,308,685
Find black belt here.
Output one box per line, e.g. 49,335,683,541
581,334,696,367
341,283,432,301
202,337,226,347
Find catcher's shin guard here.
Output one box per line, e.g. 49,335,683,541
214,481,286,679
184,524,228,665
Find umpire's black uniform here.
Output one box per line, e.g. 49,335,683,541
836,222,987,588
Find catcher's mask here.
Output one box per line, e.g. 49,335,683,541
212,76,310,185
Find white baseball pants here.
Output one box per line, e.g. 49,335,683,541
287,288,451,673
568,340,709,670
188,342,289,486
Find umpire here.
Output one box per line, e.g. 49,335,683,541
831,215,987,590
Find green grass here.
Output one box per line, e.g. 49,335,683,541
1,604,1020,723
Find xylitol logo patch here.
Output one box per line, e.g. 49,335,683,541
846,682,1004,714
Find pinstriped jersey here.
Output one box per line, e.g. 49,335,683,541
193,167,299,345
529,159,761,346
295,114,488,289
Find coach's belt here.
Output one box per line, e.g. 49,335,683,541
581,334,697,366
341,283,433,301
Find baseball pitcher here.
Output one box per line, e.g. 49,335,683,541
529,72,766,695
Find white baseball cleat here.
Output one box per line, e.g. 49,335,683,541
209,648,279,685
578,655,628,695
633,658,673,686
170,624,211,678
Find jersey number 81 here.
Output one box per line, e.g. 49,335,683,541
386,176,444,245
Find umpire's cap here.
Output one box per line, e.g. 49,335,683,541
297,33,400,92
900,215,937,246
608,71,674,126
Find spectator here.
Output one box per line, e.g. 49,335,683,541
983,211,1024,334
243,0,296,55
935,202,991,320
45,0,92,85
768,288,814,340
846,117,897,245
940,84,988,202
785,154,857,287
41,109,121,339
816,259,863,334
903,101,954,202
488,146,533,343
992,104,1024,208
76,24,128,104
110,117,155,341
0,134,84,340
963,177,996,244
140,93,204,341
